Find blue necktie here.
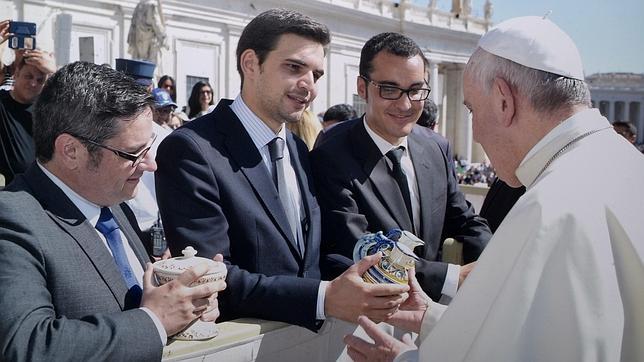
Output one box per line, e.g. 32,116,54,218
95,207,142,308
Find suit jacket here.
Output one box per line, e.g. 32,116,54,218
155,99,322,331
310,119,491,300
0,164,161,361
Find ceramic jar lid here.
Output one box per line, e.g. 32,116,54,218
153,246,227,279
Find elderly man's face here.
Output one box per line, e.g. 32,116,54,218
463,69,496,147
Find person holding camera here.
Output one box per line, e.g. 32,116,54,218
0,19,56,183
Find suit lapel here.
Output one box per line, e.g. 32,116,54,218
408,129,440,244
350,121,414,232
216,103,300,256
285,130,312,257
113,204,149,268
23,165,129,310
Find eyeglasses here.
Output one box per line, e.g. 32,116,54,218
360,75,431,101
199,90,212,95
71,133,157,167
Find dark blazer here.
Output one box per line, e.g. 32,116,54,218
310,118,492,300
155,99,322,331
0,164,161,361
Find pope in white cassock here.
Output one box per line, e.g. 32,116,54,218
345,16,644,362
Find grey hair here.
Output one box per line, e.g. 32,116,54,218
466,48,590,113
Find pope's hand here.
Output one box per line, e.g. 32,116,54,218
344,315,416,362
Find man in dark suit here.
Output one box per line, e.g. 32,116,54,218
156,9,409,331
0,62,225,361
310,33,492,301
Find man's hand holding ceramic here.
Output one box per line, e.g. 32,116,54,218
325,253,410,323
141,253,226,336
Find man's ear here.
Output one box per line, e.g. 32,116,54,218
357,76,368,101
239,49,260,82
54,134,82,170
492,77,516,127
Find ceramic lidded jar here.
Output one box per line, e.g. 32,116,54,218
152,246,227,340
353,229,424,285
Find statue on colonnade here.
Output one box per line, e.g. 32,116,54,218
127,0,167,68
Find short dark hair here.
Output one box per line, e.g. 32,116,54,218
236,8,331,88
417,99,438,129
33,61,154,164
359,32,427,78
323,104,357,123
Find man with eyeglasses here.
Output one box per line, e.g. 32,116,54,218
311,32,491,301
0,61,225,361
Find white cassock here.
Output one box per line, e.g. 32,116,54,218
397,108,644,361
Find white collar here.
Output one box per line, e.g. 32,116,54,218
230,94,285,150
516,108,610,188
363,117,410,156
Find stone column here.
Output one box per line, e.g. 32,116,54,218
444,64,471,161
429,61,442,132
608,101,615,122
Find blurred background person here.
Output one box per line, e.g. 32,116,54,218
313,103,357,148
0,47,56,183
157,74,176,102
612,121,637,144
286,109,322,151
115,58,155,93
167,113,183,130
150,87,177,130
416,98,438,131
321,103,357,130
186,80,214,119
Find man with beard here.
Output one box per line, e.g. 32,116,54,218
155,9,409,331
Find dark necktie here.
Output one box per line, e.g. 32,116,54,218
268,137,304,256
386,146,414,228
95,207,142,307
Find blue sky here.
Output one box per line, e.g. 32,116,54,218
414,0,644,75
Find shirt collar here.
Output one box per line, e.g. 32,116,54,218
363,116,410,156
230,94,285,150
37,162,102,226
516,108,610,188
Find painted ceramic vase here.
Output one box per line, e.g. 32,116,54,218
353,229,424,285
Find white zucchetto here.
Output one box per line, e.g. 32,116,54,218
478,16,585,81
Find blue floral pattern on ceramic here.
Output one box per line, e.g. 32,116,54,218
353,229,424,285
